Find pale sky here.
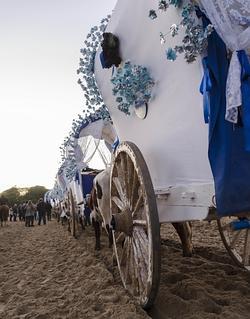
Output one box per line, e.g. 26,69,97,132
0,0,116,192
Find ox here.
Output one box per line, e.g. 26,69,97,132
89,168,113,250
0,205,9,227
89,168,193,256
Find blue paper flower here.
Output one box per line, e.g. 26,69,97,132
149,1,213,63
158,1,169,11
111,61,155,115
169,0,182,7
166,48,177,61
149,10,157,20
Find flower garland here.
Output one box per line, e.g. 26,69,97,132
58,17,114,163
77,16,111,119
56,16,115,182
111,61,155,115
149,0,213,63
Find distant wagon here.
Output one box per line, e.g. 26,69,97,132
58,118,116,238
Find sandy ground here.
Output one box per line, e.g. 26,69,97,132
151,222,250,319
0,220,250,319
0,221,148,319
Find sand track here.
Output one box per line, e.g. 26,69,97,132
1,220,250,319
0,221,148,319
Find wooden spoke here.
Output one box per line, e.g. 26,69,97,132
115,153,127,197
116,232,126,245
132,239,145,296
221,223,232,231
126,156,134,202
112,196,126,211
113,234,129,286
124,238,132,286
133,231,148,282
243,230,250,266
230,230,243,249
130,168,139,210
113,177,127,204
129,237,139,296
120,237,129,267
133,220,147,226
132,191,143,218
134,227,149,264
120,153,127,188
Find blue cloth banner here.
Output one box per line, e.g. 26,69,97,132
112,137,119,152
200,57,212,123
100,51,108,69
81,174,95,197
237,50,250,151
75,171,80,184
201,14,250,216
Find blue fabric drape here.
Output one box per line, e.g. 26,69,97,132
202,16,250,216
75,171,80,184
200,57,212,123
81,174,95,197
237,50,250,152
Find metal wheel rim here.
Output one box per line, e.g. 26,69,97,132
111,141,160,309
217,217,250,270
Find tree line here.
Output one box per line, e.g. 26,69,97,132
0,186,48,206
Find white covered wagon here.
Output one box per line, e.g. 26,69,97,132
93,0,250,308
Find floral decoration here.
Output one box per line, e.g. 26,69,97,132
77,16,111,119
56,16,114,183
166,47,177,61
149,0,213,63
111,61,155,115
149,9,158,20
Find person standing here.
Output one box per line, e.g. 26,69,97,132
18,203,23,221
46,201,52,221
13,204,18,222
25,200,36,227
9,207,13,221
23,202,27,222
37,198,47,225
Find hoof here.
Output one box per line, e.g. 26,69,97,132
182,251,193,257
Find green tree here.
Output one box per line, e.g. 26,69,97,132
21,186,48,204
0,187,20,206
0,185,49,206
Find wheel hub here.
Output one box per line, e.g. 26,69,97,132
111,209,133,236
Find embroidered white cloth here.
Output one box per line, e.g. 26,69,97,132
199,0,250,123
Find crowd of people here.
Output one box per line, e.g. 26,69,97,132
8,194,93,230
9,198,52,227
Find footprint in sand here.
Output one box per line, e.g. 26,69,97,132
17,280,26,290
0,303,5,314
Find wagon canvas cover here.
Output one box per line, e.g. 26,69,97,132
95,0,250,217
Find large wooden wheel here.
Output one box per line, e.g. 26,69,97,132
217,215,250,270
69,189,77,238
111,141,161,309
